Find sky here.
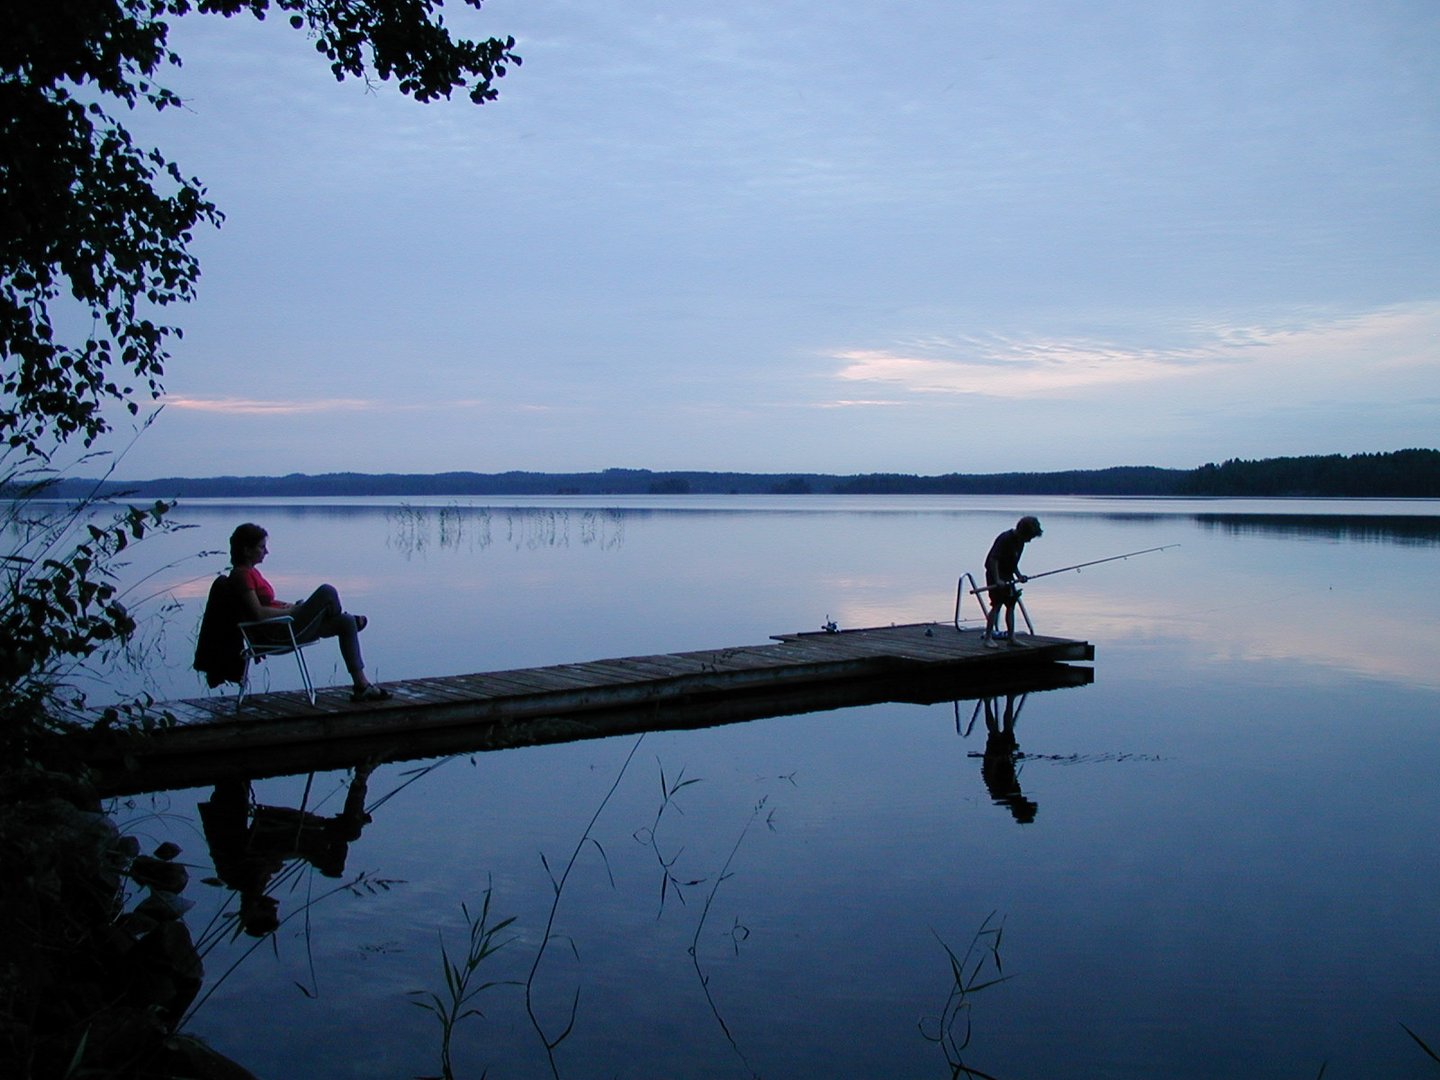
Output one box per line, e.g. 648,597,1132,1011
90,0,1440,479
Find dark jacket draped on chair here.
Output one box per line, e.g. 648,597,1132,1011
193,575,245,688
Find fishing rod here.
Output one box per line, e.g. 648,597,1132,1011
969,544,1179,594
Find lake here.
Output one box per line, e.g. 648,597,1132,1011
93,495,1440,1079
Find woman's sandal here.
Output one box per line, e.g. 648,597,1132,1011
351,683,391,703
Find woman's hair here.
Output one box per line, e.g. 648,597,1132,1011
230,523,267,565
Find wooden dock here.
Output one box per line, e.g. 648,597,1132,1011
89,623,1094,796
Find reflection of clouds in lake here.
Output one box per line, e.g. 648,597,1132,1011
1203,628,1440,690
387,504,626,557
1044,588,1440,691
820,580,955,631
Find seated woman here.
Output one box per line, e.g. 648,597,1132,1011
229,522,391,702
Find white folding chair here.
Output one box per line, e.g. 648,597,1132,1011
236,614,321,707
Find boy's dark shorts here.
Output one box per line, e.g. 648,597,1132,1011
987,581,1017,606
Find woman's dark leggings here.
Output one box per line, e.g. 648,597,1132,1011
290,584,364,677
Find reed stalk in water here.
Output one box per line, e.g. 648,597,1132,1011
920,910,1010,1080
408,885,517,1080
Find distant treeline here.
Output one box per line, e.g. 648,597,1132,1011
32,449,1440,500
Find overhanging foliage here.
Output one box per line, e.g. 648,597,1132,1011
1,0,519,457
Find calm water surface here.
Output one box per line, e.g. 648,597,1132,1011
96,496,1440,1079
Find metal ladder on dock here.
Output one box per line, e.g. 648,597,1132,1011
954,572,1035,636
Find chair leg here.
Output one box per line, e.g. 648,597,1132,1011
235,656,250,712
294,648,316,705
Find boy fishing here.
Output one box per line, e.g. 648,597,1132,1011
983,515,1043,647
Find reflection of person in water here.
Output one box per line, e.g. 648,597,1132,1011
981,695,1037,824
199,766,373,936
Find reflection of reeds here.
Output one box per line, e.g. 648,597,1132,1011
387,503,430,558
1402,1023,1440,1070
388,502,488,557
408,886,517,1080
181,866,399,1026
919,911,1010,1080
436,504,464,550
632,760,706,917
686,794,774,1079
387,504,625,556
522,738,779,1078
524,733,646,1078
508,508,567,550
579,509,625,550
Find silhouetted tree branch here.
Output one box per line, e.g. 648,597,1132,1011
1,0,519,457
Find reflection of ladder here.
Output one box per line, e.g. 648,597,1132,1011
956,691,1029,736
953,572,1035,635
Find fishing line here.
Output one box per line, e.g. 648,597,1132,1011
968,544,1180,595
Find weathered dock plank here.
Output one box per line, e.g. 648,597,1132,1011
563,661,674,687
455,672,551,697
391,678,486,705
615,654,721,677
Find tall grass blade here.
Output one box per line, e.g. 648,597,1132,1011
1401,1023,1440,1065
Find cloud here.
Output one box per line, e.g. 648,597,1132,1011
162,396,565,416
163,396,376,416
829,301,1440,401
833,343,1210,398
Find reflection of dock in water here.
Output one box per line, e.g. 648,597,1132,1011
91,623,1093,796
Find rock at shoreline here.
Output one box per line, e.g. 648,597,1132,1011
2,772,255,1079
